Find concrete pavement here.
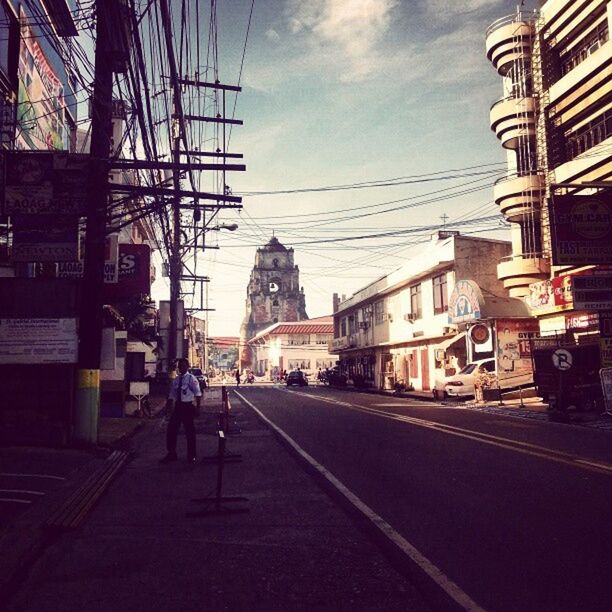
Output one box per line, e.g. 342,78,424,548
4,392,430,612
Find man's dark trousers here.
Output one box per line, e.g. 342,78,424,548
166,401,196,459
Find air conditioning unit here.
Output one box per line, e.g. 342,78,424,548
442,326,452,334
403,313,416,322
358,321,368,329
387,313,394,322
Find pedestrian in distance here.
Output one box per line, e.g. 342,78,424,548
235,369,241,387
160,358,202,464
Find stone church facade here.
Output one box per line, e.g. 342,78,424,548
239,237,308,369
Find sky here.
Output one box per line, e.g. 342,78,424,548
149,0,540,337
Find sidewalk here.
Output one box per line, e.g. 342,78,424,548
5,395,431,611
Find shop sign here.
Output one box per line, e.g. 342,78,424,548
572,275,612,310
0,318,78,364
496,319,539,386
11,214,78,261
103,243,151,300
549,194,612,265
57,234,119,283
599,312,612,369
2,151,89,215
565,312,599,330
448,280,483,324
600,368,612,411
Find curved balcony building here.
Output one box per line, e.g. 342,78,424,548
493,173,544,223
497,253,550,297
486,14,534,76
490,95,537,149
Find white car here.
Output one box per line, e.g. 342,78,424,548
444,359,496,398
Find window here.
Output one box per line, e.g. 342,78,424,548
288,334,309,345
272,299,279,306
315,334,329,345
272,258,279,268
348,315,356,335
410,284,422,320
374,300,385,324
565,109,612,162
433,274,448,315
288,359,310,370
560,21,609,76
316,359,334,369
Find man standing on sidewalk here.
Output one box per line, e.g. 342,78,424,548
160,358,202,464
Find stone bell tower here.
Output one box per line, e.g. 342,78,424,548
239,236,308,368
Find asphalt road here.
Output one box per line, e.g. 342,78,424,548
234,385,612,612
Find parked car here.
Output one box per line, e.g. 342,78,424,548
444,359,495,398
286,370,308,387
189,367,208,390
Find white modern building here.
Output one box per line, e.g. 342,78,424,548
330,232,519,392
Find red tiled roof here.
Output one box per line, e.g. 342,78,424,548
270,323,333,335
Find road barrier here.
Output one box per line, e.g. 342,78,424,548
188,386,248,517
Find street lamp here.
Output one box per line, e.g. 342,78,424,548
212,223,238,232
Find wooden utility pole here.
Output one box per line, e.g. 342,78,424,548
74,1,114,443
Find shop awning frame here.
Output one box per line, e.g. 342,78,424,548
435,332,466,351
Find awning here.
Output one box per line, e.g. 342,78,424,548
435,332,466,351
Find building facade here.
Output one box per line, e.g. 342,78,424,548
330,233,513,392
486,0,611,339
239,236,308,368
248,316,335,380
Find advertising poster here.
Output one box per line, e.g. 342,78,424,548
496,319,540,387
16,11,67,151
11,214,78,261
0,318,78,364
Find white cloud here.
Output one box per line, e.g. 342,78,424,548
285,0,399,82
421,0,505,23
265,28,280,42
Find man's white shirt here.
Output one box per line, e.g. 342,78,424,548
168,373,202,402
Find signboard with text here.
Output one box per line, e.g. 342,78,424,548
496,318,539,388
11,214,78,261
57,234,119,283
0,318,78,364
549,194,612,265
572,275,612,310
103,243,151,300
2,151,89,215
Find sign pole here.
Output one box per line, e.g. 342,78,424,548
74,2,114,444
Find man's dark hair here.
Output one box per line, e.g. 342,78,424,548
177,358,190,367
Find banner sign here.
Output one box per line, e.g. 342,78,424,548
11,214,78,261
0,318,78,364
103,243,151,300
2,151,90,215
549,194,612,265
572,275,612,310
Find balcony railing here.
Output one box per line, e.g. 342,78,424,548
486,11,535,37
565,111,612,162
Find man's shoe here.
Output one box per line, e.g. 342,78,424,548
188,457,197,464
159,454,178,464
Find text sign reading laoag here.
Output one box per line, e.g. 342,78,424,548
0,318,78,364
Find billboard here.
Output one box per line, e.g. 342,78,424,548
495,318,539,388
57,233,119,283
17,10,68,150
549,194,612,265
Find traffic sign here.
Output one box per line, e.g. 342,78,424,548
552,348,573,370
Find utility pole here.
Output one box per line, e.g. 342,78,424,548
74,1,114,444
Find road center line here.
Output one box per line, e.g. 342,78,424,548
235,390,485,612
0,489,45,496
287,390,612,477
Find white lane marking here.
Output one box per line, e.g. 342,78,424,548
0,473,65,480
289,391,612,476
0,489,45,496
235,390,485,612
0,498,32,504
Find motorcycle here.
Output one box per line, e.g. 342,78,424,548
246,372,255,384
